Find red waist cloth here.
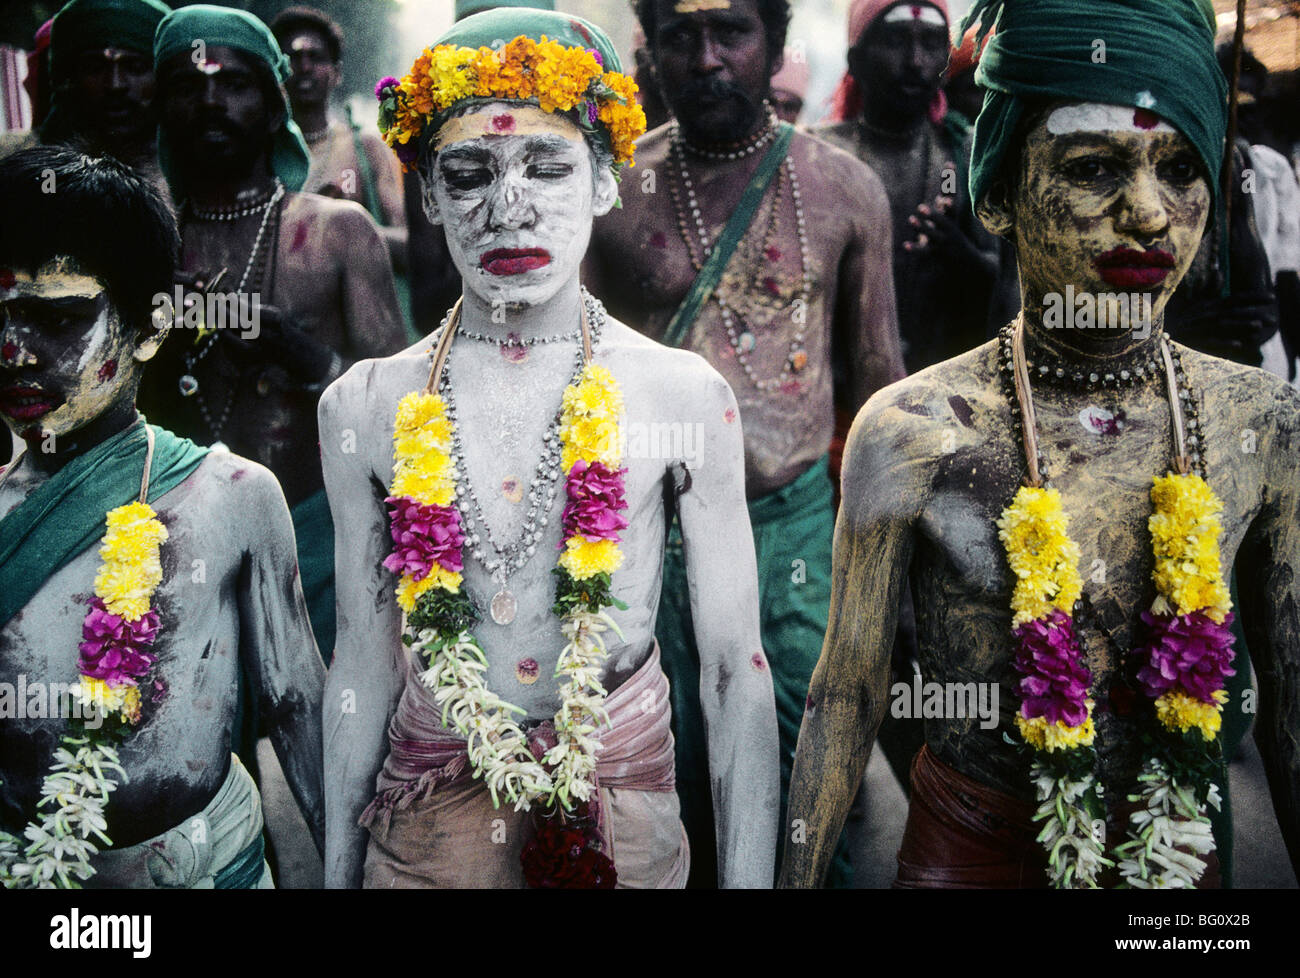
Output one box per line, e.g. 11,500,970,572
895,745,1221,889
360,640,676,831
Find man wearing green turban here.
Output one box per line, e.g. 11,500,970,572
139,4,406,679
781,0,1300,890
0,0,172,203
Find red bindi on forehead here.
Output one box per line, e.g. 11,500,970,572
1133,108,1159,130
490,113,516,133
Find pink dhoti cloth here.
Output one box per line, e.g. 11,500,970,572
360,642,689,888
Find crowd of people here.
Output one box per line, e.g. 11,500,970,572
1,0,1297,891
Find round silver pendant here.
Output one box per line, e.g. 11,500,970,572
490,589,517,625
179,374,199,397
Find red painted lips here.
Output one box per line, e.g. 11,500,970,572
481,248,551,276
1094,247,1175,288
0,385,59,421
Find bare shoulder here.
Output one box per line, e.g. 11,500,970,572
1180,345,1300,434
792,129,889,229
598,316,735,411
321,349,428,429
284,191,381,239
173,450,292,538
846,343,998,486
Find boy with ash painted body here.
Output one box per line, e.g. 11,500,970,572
320,10,778,889
781,0,1300,888
0,148,324,888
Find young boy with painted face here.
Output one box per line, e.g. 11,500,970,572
781,0,1300,889
0,147,324,888
320,9,779,889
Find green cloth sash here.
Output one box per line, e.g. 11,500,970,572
661,122,796,350
290,487,336,664
0,421,208,628
213,833,266,889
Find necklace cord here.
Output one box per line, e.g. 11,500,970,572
138,423,155,505
1010,319,1043,488
1012,321,1194,482
1160,336,1191,475
424,295,593,395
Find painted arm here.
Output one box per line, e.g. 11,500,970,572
318,370,405,887
778,397,919,887
840,163,905,412
235,464,327,854
1237,387,1300,881
363,133,410,271
334,206,407,362
677,369,779,887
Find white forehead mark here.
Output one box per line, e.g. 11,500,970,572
674,0,731,11
435,105,584,151
882,4,947,26
4,263,104,301
1046,103,1175,135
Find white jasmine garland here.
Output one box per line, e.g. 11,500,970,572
1029,759,1112,888
1,739,125,889
1117,756,1220,888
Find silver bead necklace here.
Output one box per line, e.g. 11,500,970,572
670,129,812,392
435,288,606,622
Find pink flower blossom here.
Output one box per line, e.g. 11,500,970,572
77,598,160,686
1012,610,1092,727
383,495,464,579
1135,610,1236,704
561,461,628,544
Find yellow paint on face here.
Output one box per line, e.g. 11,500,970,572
1012,103,1210,335
433,105,584,152
674,0,732,12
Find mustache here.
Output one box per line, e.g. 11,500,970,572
677,75,753,104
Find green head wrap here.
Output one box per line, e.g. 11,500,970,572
454,0,556,21
153,3,310,200
42,0,172,142
963,0,1227,211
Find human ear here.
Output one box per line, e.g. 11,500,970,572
976,181,1015,238
132,306,172,363
591,167,619,217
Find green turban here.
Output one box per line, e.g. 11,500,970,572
42,0,172,142
436,8,622,74
153,3,310,199
963,0,1227,211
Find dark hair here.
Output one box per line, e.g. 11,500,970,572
270,6,344,64
0,146,178,335
636,0,791,70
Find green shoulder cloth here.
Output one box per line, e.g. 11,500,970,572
0,420,209,628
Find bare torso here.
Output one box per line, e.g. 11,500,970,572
155,192,404,505
587,126,903,496
0,451,326,848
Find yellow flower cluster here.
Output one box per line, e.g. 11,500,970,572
1016,709,1097,752
383,36,645,169
1148,473,1232,622
998,486,1083,628
389,391,463,610
93,502,167,622
71,677,141,723
391,392,456,507
1155,688,1228,740
558,363,625,581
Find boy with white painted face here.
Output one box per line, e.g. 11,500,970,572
320,9,779,888
782,0,1300,888
0,147,324,888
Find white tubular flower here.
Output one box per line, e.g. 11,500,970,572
1117,757,1217,889
1029,759,1110,888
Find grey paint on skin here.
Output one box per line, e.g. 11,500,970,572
320,108,780,888
780,104,1300,887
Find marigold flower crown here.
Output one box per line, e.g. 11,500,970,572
375,35,647,173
